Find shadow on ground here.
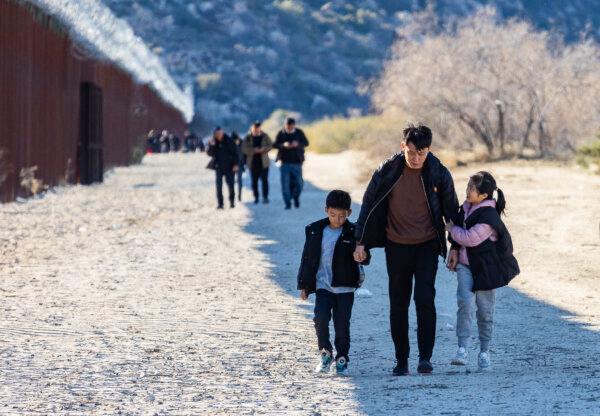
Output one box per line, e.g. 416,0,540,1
242,164,600,415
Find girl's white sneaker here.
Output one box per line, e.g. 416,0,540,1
478,351,491,370
451,347,468,365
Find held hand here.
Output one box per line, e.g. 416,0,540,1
446,249,459,272
291,140,299,148
283,142,291,149
300,289,308,300
232,165,239,173
445,220,454,232
253,148,262,154
353,244,367,263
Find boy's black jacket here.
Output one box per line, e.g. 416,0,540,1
297,218,370,294
459,206,520,291
354,152,460,258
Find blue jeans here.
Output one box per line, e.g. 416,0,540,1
314,289,354,361
280,163,303,206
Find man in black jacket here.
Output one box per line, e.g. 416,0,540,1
353,124,460,376
274,117,309,209
207,127,239,209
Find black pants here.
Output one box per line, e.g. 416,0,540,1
385,239,439,362
314,289,354,361
215,169,235,207
236,167,244,200
250,166,269,201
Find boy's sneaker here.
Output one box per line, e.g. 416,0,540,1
335,357,349,376
417,359,433,374
315,349,332,373
451,347,468,366
392,361,409,376
478,351,491,371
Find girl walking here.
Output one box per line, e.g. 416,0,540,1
446,171,519,370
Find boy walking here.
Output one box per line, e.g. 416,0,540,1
298,190,369,375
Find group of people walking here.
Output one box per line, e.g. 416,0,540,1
146,129,205,154
206,117,309,210
297,123,519,376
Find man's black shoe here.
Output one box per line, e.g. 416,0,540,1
417,359,433,374
254,198,259,204
285,204,291,210
293,198,300,208
217,205,224,210
392,361,409,376
263,198,269,204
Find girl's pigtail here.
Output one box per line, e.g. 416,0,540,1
496,188,506,216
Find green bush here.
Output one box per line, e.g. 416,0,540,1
576,133,600,173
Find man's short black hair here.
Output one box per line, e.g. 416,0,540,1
326,190,351,210
403,123,432,150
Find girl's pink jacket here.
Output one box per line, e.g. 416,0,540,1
450,199,498,266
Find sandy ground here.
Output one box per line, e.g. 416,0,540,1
0,151,599,415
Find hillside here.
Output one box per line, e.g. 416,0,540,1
104,0,600,130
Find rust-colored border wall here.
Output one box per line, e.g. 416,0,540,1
0,0,188,201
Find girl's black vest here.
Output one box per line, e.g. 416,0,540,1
460,206,520,291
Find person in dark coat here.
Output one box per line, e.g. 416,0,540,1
170,133,181,152
206,127,239,209
273,117,309,209
183,130,195,152
242,121,273,204
231,131,245,202
146,129,160,153
353,123,460,376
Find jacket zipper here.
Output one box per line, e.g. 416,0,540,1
359,174,402,244
420,176,444,254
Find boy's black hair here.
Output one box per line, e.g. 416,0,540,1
326,190,351,210
403,123,432,150
470,171,506,216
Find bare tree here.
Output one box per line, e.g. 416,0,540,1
372,7,600,159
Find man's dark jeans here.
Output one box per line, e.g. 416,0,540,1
385,239,439,363
314,289,354,361
215,169,235,207
251,167,269,201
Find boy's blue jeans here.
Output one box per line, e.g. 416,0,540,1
314,289,354,361
280,163,303,206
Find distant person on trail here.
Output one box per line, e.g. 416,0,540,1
232,131,245,202
207,127,239,209
274,117,309,209
298,190,370,376
353,123,460,376
146,129,160,153
242,121,273,204
170,133,181,152
445,171,519,371
183,130,199,152
159,130,170,153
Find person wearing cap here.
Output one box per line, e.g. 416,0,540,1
242,121,273,204
274,117,309,209
207,126,239,209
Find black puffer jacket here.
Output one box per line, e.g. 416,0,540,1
206,134,239,172
460,206,520,291
298,219,370,295
354,152,459,258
